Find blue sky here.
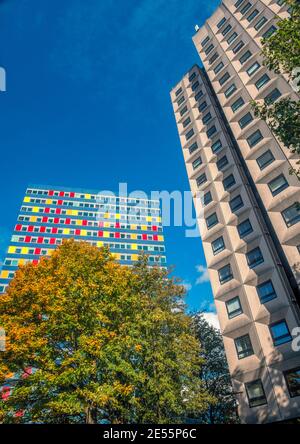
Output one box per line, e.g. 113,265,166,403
0,0,220,314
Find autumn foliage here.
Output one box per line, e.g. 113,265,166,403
0,240,214,423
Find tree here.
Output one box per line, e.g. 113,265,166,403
0,239,214,424
252,0,300,179
188,313,239,424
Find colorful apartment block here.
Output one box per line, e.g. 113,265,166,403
0,185,166,294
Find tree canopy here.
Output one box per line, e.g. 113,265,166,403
0,239,214,424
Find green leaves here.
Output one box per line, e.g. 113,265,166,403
0,240,213,424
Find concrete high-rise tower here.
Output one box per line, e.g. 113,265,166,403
171,0,300,423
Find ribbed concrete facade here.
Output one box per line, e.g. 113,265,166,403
171,0,300,424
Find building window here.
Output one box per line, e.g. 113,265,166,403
175,87,182,97
222,24,232,36
201,36,210,47
225,83,237,98
226,296,243,319
246,247,264,268
256,280,277,303
240,2,252,15
206,212,218,229
231,97,245,113
207,125,217,138
265,88,281,104
189,142,198,155
217,17,227,28
235,334,254,359
270,320,292,346
198,101,208,112
191,81,200,91
195,90,204,101
247,61,261,76
239,50,252,64
183,117,191,128
217,155,229,170
209,52,219,65
245,380,267,408
212,236,225,255
255,74,270,90
185,129,195,141
230,195,244,212
282,203,300,227
214,61,224,74
202,191,213,206
180,105,188,116
219,72,230,86
223,174,236,190
211,139,223,154
233,41,245,54
235,0,244,8
202,112,212,125
189,72,197,82
247,129,263,147
196,173,207,187
227,32,238,45
256,150,275,170
238,219,253,238
192,157,202,170
254,16,268,31
268,174,289,196
239,112,253,129
284,367,300,398
262,25,277,39
218,264,233,284
205,44,214,55
247,9,259,22
177,96,185,106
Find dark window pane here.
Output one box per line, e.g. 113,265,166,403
188,142,198,155
192,157,202,170
239,112,253,129
284,367,300,398
217,17,227,28
270,320,292,346
247,129,263,147
239,50,252,64
183,117,191,128
222,24,232,36
196,173,207,186
223,174,236,190
189,72,197,82
254,16,267,31
192,81,200,91
212,236,225,255
247,61,260,76
218,264,233,284
202,191,213,206
177,96,185,106
214,61,224,74
205,44,214,55
175,87,182,97
230,195,244,212
245,380,267,407
255,74,270,90
282,203,300,227
195,90,204,101
206,212,218,229
227,32,238,45
256,150,275,170
201,36,210,47
202,112,212,125
231,97,245,112
235,334,254,359
268,174,288,196
238,219,253,238
265,88,281,104
233,41,245,54
240,2,252,15
209,52,219,65
246,247,264,268
211,139,223,153
247,9,259,22
219,72,230,85
207,125,217,138
217,155,229,170
226,296,243,319
225,83,237,98
257,280,277,303
180,105,188,116
262,25,277,39
185,128,195,141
